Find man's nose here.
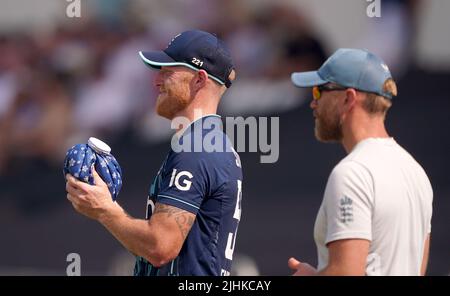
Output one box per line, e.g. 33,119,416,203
310,99,318,109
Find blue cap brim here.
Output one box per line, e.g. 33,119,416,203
139,50,227,86
139,50,176,69
291,71,328,88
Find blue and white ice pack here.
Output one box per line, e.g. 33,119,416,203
63,137,122,201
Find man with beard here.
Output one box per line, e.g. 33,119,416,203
288,48,433,275
65,30,242,275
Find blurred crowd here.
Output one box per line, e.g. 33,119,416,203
0,1,327,179
0,0,424,211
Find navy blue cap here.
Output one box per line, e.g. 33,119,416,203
291,48,396,99
139,30,234,88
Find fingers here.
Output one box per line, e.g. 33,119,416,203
66,172,93,193
66,180,78,195
67,193,78,207
288,257,301,270
65,167,108,209
66,182,87,203
66,174,83,189
66,175,88,195
66,173,84,184
65,173,75,184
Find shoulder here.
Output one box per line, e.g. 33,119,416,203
394,143,433,196
168,115,242,176
325,160,375,202
167,140,240,176
329,159,373,184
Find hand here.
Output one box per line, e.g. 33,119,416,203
66,165,117,221
288,257,317,276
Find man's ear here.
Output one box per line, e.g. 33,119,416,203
193,70,208,91
343,88,358,112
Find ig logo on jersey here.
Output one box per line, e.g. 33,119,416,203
169,169,193,191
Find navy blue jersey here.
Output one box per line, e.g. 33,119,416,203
134,115,243,276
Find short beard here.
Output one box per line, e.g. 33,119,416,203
314,112,343,143
156,79,191,119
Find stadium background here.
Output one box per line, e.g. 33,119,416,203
0,0,449,275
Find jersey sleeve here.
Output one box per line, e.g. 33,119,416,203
156,152,210,215
323,160,374,245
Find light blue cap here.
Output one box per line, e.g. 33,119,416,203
291,48,396,99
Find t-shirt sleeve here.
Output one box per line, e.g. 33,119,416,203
323,160,374,245
156,152,209,215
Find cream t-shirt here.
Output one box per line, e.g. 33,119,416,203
314,138,433,275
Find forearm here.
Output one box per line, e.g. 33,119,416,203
316,267,333,276
317,268,346,276
98,203,161,265
420,258,428,276
317,240,369,276
317,265,365,276
421,234,430,276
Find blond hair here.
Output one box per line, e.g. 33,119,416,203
362,93,392,116
362,78,396,117
218,69,236,96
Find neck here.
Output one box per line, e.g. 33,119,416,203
172,94,219,132
341,114,389,153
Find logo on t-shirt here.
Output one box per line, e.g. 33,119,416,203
169,169,193,191
339,196,354,224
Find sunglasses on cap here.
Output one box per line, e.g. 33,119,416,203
312,84,348,101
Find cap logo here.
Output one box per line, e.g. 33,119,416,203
381,63,389,72
191,57,204,67
167,33,181,48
